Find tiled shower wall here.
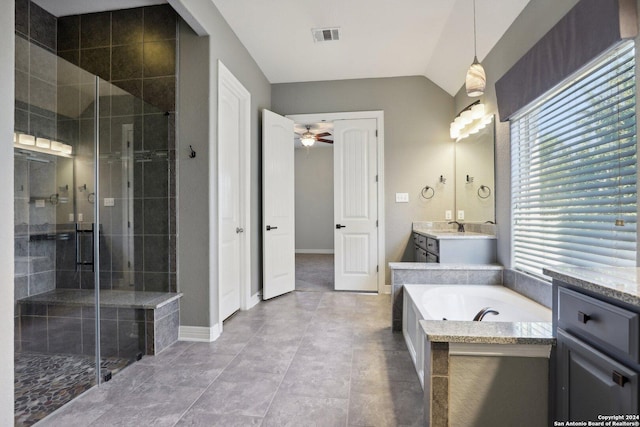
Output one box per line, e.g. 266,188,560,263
54,5,178,293
14,0,59,303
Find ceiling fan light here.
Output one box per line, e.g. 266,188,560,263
301,131,315,147
465,57,486,97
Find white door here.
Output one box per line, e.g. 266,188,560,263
334,119,378,291
262,109,295,299
218,63,250,321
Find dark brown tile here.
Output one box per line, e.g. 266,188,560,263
112,44,143,81
143,235,169,272
58,15,80,51
143,40,176,78
80,12,111,48
58,49,80,67
30,2,57,52
143,198,169,235
15,0,29,37
143,160,168,198
143,113,168,150
143,5,177,42
111,82,143,115
80,47,111,81
142,76,175,113
112,8,143,45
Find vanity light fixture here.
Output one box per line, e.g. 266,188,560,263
465,0,486,97
14,133,73,157
450,101,491,141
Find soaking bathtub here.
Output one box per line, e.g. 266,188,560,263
402,284,551,387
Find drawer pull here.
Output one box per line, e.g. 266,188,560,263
612,371,629,387
577,311,591,324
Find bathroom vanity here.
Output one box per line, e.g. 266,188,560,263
412,229,496,264
544,267,640,420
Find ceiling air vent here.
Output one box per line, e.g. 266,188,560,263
312,27,340,42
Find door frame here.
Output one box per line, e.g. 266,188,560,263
286,111,387,294
216,61,252,330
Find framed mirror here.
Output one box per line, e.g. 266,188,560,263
454,115,495,223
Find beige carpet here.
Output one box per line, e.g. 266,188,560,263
295,253,334,292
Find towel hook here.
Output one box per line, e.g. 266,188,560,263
189,145,196,159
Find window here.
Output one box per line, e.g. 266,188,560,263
511,41,637,276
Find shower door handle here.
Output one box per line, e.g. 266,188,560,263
75,223,95,272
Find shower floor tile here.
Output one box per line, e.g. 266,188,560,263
14,352,130,427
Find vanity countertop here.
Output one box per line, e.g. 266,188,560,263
420,320,554,345
543,266,640,308
413,229,496,240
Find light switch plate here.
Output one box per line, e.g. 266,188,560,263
445,210,452,220
78,213,84,222
68,213,74,222
35,199,45,208
104,198,115,207
457,210,465,220
395,193,409,203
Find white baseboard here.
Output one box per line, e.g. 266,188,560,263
295,249,335,254
179,324,221,342
248,292,262,308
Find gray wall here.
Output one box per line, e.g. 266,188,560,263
176,0,271,328
294,147,334,251
272,76,454,285
1,1,15,422
453,0,580,267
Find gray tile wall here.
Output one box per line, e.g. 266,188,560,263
54,5,178,293
502,268,552,308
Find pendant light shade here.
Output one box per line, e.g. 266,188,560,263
465,0,486,98
465,56,486,97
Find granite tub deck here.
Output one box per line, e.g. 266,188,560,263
421,320,555,427
17,289,182,357
389,262,504,331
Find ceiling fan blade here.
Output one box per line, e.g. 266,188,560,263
316,138,333,143
315,132,331,138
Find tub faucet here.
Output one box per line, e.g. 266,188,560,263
473,307,500,321
448,221,465,232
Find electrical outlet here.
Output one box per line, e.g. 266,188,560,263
395,193,409,203
445,210,452,220
78,213,84,222
457,210,465,220
68,213,74,222
104,198,115,207
35,199,45,208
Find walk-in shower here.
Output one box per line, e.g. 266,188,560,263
14,11,180,424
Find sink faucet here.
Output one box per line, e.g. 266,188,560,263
473,307,500,321
448,221,465,232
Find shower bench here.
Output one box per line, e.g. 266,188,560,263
17,289,182,357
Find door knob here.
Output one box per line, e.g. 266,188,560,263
336,224,346,229
236,227,244,233
266,225,278,231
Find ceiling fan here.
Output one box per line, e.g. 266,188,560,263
296,125,333,147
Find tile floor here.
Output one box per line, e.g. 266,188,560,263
37,291,423,426
295,254,335,292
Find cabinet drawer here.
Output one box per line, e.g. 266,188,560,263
413,233,427,250
415,246,427,263
558,287,640,363
557,329,638,419
426,237,439,255
426,253,438,263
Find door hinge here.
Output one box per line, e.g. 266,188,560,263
376,220,378,227
127,141,130,148
375,175,378,182
376,265,379,272
375,130,378,137
128,221,131,228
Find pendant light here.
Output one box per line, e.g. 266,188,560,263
465,0,486,97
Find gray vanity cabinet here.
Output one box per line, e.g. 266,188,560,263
412,232,429,262
557,329,638,419
554,283,640,420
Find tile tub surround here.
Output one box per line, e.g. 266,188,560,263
421,320,554,427
17,289,182,356
504,268,553,309
389,263,504,331
37,291,424,426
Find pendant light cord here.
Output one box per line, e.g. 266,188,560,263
473,0,477,59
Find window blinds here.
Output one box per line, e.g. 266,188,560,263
510,41,637,276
